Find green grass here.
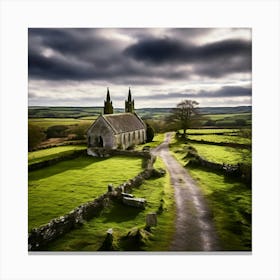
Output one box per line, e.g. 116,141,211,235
188,167,251,250
169,135,251,250
187,129,239,134
188,134,251,145
204,112,251,121
190,143,251,165
136,133,165,150
45,158,175,251
28,145,86,165
28,155,143,231
29,118,93,129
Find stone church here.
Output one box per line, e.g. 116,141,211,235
87,88,146,150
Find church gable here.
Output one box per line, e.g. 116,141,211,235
87,116,115,148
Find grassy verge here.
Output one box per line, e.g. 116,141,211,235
28,145,86,165
28,155,143,231
135,133,165,150
45,158,175,251
170,134,251,251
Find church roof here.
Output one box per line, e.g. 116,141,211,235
102,113,146,134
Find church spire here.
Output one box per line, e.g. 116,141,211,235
125,87,135,113
128,87,132,102
104,87,113,114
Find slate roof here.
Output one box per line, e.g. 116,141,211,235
102,113,146,134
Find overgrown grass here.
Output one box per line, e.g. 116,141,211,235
46,158,175,251
169,135,251,250
28,155,143,231
28,145,86,165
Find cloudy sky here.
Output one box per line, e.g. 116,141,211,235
28,28,251,108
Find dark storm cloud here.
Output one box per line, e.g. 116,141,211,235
28,28,251,83
136,86,251,100
124,38,251,77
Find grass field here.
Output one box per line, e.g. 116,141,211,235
29,118,94,129
28,145,86,165
204,112,251,121
190,143,251,165
28,155,143,231
136,133,165,150
45,158,175,251
187,128,239,134
169,133,251,250
188,134,251,145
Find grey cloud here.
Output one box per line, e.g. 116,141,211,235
28,28,251,83
136,86,251,100
124,37,251,77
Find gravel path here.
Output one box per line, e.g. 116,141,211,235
152,132,220,251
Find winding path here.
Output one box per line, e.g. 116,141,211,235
152,132,220,251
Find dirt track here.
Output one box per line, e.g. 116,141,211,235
152,132,220,251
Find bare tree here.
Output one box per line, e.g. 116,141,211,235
169,100,199,136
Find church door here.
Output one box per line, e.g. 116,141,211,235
96,136,103,148
98,136,104,147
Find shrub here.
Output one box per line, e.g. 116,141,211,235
28,124,46,151
146,123,155,142
235,119,247,126
46,125,69,138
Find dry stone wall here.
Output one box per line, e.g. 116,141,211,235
186,150,242,177
28,149,86,172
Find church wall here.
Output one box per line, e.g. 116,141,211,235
114,128,146,150
87,117,116,149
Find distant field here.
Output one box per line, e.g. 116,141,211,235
188,135,251,145
28,155,143,230
202,112,252,127
29,118,94,129
28,145,86,165
187,129,239,134
204,112,251,121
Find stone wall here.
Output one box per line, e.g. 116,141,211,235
188,139,251,149
28,151,161,251
28,149,86,172
186,150,242,177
